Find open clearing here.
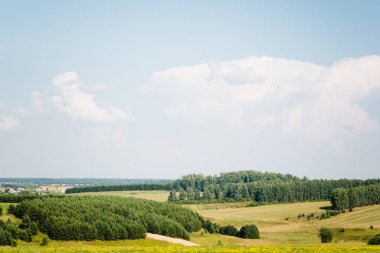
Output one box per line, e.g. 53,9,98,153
74,190,169,202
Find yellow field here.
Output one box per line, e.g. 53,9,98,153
73,190,170,202
186,202,380,246
0,245,379,253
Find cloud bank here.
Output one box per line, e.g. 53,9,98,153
51,72,132,124
0,116,19,131
143,55,380,150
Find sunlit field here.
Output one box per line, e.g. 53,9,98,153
0,245,379,253
74,190,170,202
185,201,380,246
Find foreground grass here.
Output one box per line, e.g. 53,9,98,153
1,246,380,253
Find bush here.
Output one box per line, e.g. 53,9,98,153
0,206,2,216
237,224,260,239
219,225,238,236
319,227,333,243
40,235,50,246
368,234,380,245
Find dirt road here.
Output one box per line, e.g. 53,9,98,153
146,233,199,246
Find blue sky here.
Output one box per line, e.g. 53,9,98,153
0,0,380,178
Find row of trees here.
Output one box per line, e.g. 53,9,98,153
219,224,260,239
0,193,55,203
65,184,171,194
9,195,205,241
331,184,380,210
168,178,380,203
63,170,380,205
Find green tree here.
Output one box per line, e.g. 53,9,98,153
368,234,380,245
168,190,177,202
237,224,260,239
219,225,238,236
319,227,333,243
179,189,187,201
40,235,50,246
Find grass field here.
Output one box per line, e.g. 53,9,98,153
186,202,380,246
1,200,380,251
74,190,170,202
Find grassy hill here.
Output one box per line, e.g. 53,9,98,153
186,201,380,246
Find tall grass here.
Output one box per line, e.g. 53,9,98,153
1,246,380,253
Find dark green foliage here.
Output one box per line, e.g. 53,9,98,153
0,193,47,203
168,190,177,202
319,227,333,243
203,220,219,234
0,206,2,216
167,170,380,204
237,224,260,239
12,196,203,241
65,183,171,194
331,184,380,210
368,234,380,245
219,225,238,236
331,188,349,210
0,219,36,246
40,235,50,246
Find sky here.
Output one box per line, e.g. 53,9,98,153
0,0,380,179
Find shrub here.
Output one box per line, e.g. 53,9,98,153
370,225,374,229
40,235,50,246
237,224,260,239
0,206,2,216
368,234,380,245
319,227,333,243
219,225,238,236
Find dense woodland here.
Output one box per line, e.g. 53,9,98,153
331,184,380,210
65,183,170,194
0,193,61,203
169,171,380,203
65,171,380,205
8,196,205,241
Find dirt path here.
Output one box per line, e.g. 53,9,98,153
146,233,199,246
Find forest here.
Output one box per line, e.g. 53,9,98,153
331,184,380,210
64,171,380,204
8,196,205,241
170,172,380,203
65,183,171,194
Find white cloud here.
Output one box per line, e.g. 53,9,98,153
84,83,109,93
142,55,380,150
0,116,19,131
51,72,133,124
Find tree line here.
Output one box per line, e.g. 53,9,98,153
168,172,380,203
0,193,64,203
9,195,205,241
331,184,380,210
63,170,380,205
65,183,171,194
0,178,170,187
